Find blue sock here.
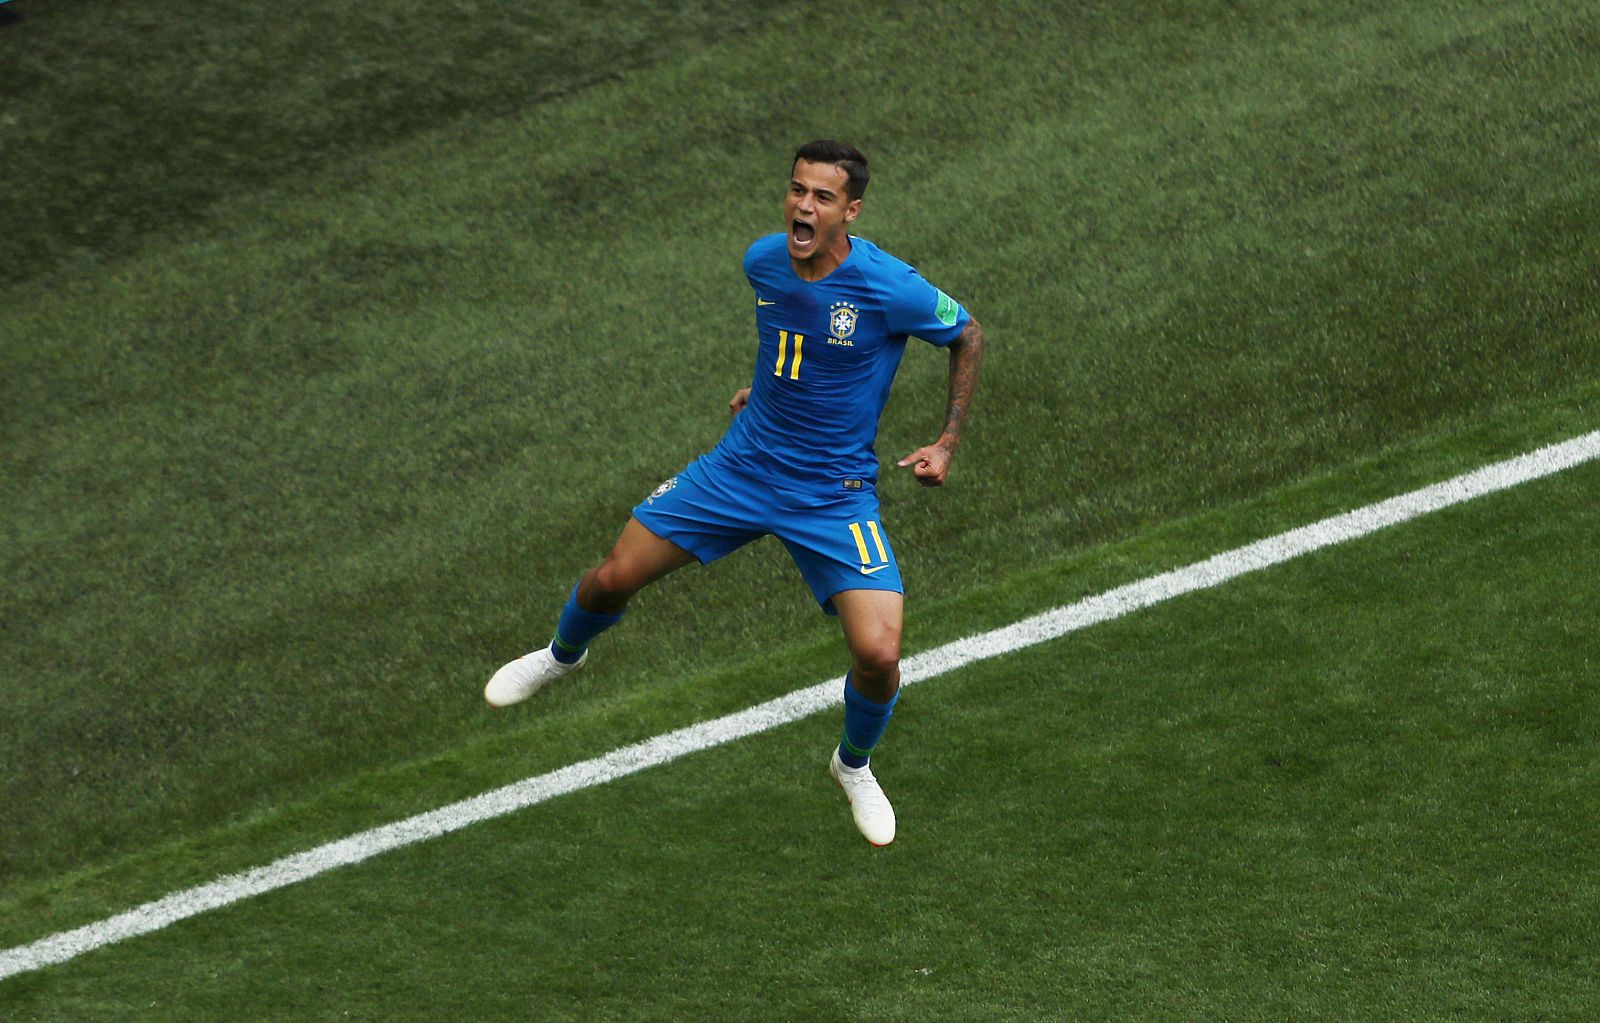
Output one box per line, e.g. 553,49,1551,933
838,673,898,769
549,583,623,664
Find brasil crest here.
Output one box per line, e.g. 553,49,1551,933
829,301,860,340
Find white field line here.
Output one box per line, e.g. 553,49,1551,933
4,429,1599,981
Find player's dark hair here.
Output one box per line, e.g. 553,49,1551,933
793,140,870,200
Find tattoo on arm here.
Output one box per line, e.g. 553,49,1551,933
939,317,985,450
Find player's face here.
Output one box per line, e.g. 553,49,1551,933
786,160,860,267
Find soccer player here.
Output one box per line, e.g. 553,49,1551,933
485,140,985,846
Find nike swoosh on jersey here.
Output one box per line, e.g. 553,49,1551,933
756,298,777,306
859,564,891,576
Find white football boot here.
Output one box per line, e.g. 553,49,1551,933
829,747,896,846
483,646,587,707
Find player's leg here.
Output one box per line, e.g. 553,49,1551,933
832,587,903,758
572,517,697,615
487,460,759,708
826,585,903,845
548,516,697,661
484,517,693,708
776,495,906,845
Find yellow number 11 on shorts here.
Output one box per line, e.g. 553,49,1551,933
848,520,889,572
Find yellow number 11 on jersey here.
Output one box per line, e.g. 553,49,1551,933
774,330,804,380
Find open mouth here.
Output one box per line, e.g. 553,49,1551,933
791,219,816,246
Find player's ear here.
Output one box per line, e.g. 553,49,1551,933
845,198,861,223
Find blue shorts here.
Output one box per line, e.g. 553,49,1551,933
632,456,903,615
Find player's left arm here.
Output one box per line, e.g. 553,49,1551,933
898,316,986,487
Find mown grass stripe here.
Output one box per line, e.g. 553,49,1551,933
4,428,1597,982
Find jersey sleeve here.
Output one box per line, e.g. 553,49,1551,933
883,266,970,347
742,238,762,284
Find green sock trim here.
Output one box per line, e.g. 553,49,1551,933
841,734,875,759
551,634,583,655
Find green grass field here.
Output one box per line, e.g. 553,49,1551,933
3,0,1598,1017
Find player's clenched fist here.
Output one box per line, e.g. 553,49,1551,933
898,442,954,486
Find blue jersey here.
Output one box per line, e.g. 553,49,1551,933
707,233,971,491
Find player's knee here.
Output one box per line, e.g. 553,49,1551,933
584,560,638,612
851,634,901,681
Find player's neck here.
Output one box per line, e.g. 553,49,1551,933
790,235,852,282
